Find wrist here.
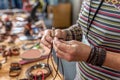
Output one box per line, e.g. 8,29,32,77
86,47,107,66
82,45,91,62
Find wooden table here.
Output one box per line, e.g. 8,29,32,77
0,40,63,80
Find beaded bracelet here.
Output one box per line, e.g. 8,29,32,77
86,47,106,66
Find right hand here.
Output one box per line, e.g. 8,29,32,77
41,29,67,48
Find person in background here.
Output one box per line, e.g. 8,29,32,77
22,0,32,12
12,0,23,9
41,0,120,80
0,0,9,9
24,17,32,36
0,0,22,9
4,17,12,33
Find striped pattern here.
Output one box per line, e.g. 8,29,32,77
65,0,120,79
65,24,82,41
78,0,120,52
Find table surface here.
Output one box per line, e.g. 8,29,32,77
0,40,63,80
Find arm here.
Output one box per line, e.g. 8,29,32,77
84,46,120,70
53,39,120,71
103,51,120,70
77,45,120,70
79,46,120,70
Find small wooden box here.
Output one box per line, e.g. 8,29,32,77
48,3,72,29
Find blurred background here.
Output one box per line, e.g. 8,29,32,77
0,0,82,28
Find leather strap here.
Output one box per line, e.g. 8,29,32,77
86,0,104,38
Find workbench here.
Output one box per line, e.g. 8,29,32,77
0,40,63,80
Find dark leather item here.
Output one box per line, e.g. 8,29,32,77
9,62,21,77
26,63,52,80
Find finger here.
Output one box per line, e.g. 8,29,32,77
45,35,53,43
41,39,51,48
53,38,72,53
54,45,73,61
56,52,65,59
56,52,73,62
59,39,69,44
41,30,53,48
56,38,75,45
41,35,52,48
55,29,62,38
44,30,51,36
53,43,68,59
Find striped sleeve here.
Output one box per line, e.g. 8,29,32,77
75,0,120,80
64,24,83,41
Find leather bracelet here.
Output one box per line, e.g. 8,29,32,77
91,47,99,65
2,50,12,57
26,63,52,80
96,48,106,66
86,47,106,66
10,46,20,56
86,47,95,63
0,56,7,69
0,45,6,54
9,62,22,77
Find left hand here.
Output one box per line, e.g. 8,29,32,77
53,38,91,62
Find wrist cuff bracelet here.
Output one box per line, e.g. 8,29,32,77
86,47,106,66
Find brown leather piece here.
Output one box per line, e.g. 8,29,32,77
10,46,20,56
9,62,21,77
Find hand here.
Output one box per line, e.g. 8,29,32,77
41,29,67,48
53,38,91,62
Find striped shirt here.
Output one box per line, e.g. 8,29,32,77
65,0,120,79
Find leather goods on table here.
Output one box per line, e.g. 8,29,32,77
26,63,52,80
9,62,21,77
20,49,42,60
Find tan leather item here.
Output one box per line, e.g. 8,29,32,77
2,50,12,57
20,49,42,60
